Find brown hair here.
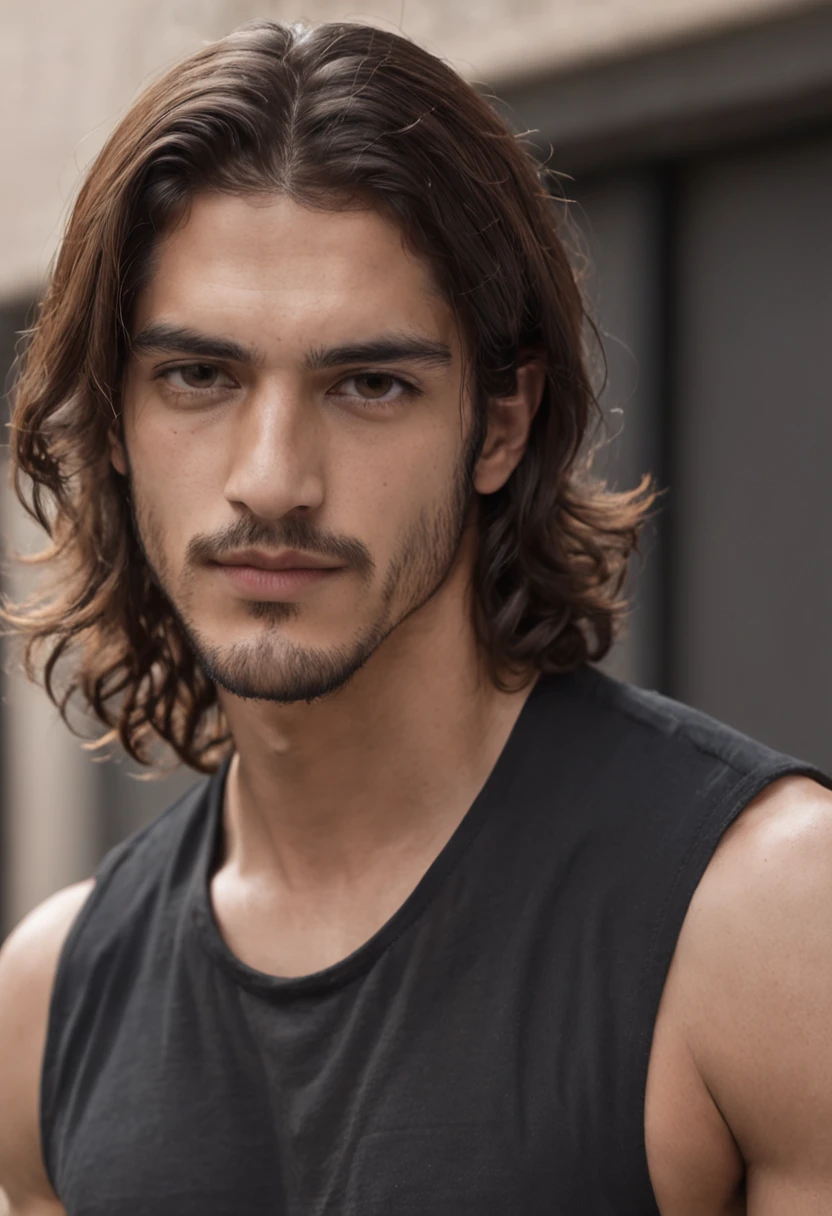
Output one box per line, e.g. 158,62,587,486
5,19,653,772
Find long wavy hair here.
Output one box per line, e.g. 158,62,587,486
5,19,654,772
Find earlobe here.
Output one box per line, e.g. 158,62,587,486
473,359,546,496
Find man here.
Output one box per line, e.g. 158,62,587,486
0,18,830,1216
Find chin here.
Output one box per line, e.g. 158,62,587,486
192,621,388,705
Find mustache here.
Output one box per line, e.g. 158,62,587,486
184,514,375,578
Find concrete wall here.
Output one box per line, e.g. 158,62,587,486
671,132,832,767
1,0,820,297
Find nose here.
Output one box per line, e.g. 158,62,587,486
223,379,325,520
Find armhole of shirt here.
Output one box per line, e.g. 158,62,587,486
37,837,132,1193
37,775,214,1193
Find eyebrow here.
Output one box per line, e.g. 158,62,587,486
128,322,453,371
305,336,453,371
129,323,263,366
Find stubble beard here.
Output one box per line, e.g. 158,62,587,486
130,437,478,705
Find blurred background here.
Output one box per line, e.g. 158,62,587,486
2,0,832,937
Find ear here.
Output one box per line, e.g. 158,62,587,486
472,358,546,496
108,419,128,477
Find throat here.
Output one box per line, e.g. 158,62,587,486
208,787,474,978
207,669,539,979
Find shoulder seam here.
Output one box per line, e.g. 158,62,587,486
584,668,761,778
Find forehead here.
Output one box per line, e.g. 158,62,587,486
131,192,456,353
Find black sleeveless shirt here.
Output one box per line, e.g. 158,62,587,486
41,667,830,1215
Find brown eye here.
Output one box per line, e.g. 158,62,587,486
328,372,418,408
355,373,396,399
176,364,220,388
158,364,237,396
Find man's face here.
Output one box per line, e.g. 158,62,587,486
118,193,477,703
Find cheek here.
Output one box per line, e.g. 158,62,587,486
355,409,459,495
128,419,221,561
135,409,216,478
341,437,447,517
348,443,462,566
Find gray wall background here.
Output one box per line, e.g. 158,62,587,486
539,4,832,771
579,132,832,771
672,134,832,764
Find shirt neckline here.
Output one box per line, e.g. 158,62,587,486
190,671,553,1001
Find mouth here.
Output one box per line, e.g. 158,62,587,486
211,551,346,600
213,548,343,572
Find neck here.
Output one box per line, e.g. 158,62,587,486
216,572,537,895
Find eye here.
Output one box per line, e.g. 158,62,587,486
332,373,417,405
156,364,237,393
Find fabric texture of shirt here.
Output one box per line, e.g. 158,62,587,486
40,666,831,1215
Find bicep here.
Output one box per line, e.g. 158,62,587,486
0,1186,67,1216
0,882,93,1216
747,1172,832,1215
675,778,832,1213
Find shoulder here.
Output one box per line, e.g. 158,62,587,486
543,668,818,829
0,881,95,1210
662,775,832,1170
674,773,832,992
580,666,789,773
71,772,214,929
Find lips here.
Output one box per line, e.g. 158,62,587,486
214,549,342,572
213,554,345,600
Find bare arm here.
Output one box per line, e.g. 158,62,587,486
0,881,94,1216
665,776,832,1213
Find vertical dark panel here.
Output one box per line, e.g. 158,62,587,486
572,172,663,687
674,133,832,766
0,300,32,417
0,299,35,930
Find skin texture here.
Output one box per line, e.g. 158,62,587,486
2,195,832,1213
0,880,93,1216
645,774,832,1214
